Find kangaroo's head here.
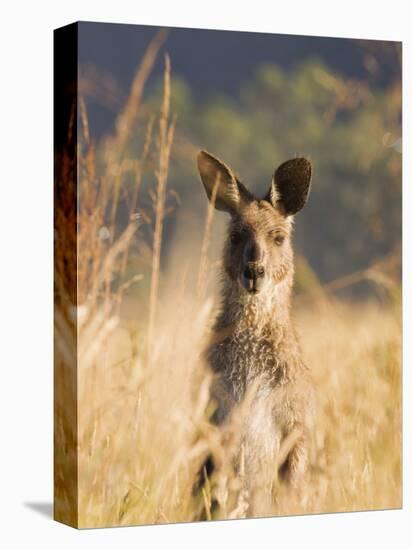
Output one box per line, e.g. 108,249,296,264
197,150,312,296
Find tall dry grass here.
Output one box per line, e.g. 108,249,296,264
54,36,402,528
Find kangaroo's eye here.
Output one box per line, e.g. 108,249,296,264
274,234,285,246
230,232,241,243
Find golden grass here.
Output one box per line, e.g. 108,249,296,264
148,53,176,352
54,38,402,528
73,292,401,527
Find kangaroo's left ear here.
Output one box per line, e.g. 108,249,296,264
265,158,312,216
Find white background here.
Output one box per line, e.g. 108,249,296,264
0,1,409,548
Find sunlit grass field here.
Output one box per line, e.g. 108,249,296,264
73,291,401,528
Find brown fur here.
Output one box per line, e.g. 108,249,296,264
197,150,314,514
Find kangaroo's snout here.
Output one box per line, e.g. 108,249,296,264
241,239,266,293
243,264,265,280
241,262,265,293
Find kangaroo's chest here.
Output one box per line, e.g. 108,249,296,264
209,326,287,402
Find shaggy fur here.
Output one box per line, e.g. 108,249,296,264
197,150,314,514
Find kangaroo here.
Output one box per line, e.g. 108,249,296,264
196,150,314,516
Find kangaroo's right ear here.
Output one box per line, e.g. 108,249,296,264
197,150,251,214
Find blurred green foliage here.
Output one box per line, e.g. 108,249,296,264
131,55,401,286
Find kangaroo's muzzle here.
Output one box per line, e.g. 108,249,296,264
241,263,265,293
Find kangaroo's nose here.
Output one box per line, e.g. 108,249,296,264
243,264,265,280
